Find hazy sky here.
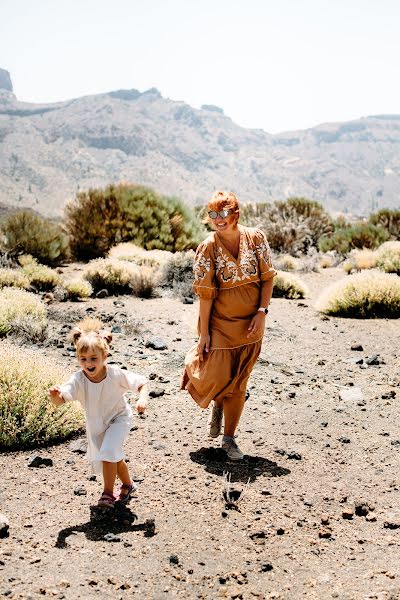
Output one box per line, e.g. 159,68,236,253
1,0,399,133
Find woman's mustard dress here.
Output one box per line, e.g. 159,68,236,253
181,225,276,408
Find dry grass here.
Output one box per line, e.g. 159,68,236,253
109,243,172,268
315,271,400,318
376,241,400,275
0,288,47,337
343,249,378,274
63,279,93,301
19,255,61,291
159,250,195,298
275,254,299,271
0,268,29,289
0,341,83,449
272,271,308,299
83,258,139,295
130,267,159,299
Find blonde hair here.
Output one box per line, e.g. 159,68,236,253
69,317,112,357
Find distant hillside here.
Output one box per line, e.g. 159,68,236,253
0,69,399,217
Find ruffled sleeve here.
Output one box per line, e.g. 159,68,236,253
254,229,277,282
193,239,218,300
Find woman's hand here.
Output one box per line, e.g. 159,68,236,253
247,312,266,339
198,333,210,361
48,386,65,406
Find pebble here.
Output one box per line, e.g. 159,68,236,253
145,337,168,350
28,455,53,468
0,513,10,538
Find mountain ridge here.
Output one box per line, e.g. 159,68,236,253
0,70,399,217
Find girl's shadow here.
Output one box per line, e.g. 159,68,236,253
55,503,155,548
189,446,290,483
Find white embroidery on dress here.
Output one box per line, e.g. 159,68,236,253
193,253,211,282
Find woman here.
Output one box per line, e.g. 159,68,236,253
181,191,276,460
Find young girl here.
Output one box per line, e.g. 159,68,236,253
49,318,149,509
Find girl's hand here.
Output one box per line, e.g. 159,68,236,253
48,386,65,405
247,312,266,339
197,333,210,362
136,384,149,414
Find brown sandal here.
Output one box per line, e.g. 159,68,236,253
97,491,116,509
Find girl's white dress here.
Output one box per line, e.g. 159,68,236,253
60,365,147,474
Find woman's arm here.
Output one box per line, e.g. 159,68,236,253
247,278,274,339
198,297,214,361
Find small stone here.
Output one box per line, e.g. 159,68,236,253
351,343,363,351
355,501,372,517
339,387,364,403
111,325,122,333
169,554,179,565
96,289,109,298
107,577,117,585
338,436,351,444
321,514,330,525
286,450,302,460
391,439,400,447
365,354,382,365
260,563,273,572
182,297,194,304
276,528,285,535
149,387,166,398
0,513,10,538
145,337,168,350
342,508,354,520
318,528,332,538
104,533,121,542
28,455,53,468
74,487,87,496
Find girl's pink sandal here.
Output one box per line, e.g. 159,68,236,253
118,482,137,504
97,491,116,509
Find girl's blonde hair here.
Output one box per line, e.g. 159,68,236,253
69,317,112,357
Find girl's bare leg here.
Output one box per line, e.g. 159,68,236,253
102,461,118,494
116,459,132,486
222,392,246,437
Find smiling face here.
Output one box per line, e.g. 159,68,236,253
78,347,107,382
209,208,238,235
207,191,240,237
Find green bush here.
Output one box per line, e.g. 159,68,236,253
65,183,205,261
318,222,390,254
375,241,400,275
0,288,47,337
0,342,83,449
272,271,308,299
316,271,400,318
0,268,29,289
84,258,139,295
19,255,61,291
1,209,69,266
369,208,400,239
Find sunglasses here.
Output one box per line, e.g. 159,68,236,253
208,209,233,219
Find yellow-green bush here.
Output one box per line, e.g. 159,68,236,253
84,258,139,295
315,271,400,318
0,268,29,289
275,254,299,271
272,271,308,299
0,288,47,337
19,255,61,291
0,342,83,449
109,242,171,268
343,249,378,274
376,241,400,275
64,279,93,301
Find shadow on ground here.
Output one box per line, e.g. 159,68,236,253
55,503,155,548
189,447,290,483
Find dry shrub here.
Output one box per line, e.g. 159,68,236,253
376,241,400,275
319,255,334,269
84,258,139,295
130,267,159,298
64,279,93,301
109,242,172,268
19,255,61,291
0,288,47,337
0,268,29,289
343,249,378,274
0,341,83,449
315,271,400,318
159,250,195,298
274,254,299,271
272,271,308,299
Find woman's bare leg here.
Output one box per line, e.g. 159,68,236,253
222,392,246,437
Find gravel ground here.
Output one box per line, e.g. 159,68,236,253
1,267,400,600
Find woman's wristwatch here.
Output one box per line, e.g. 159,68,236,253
258,307,269,314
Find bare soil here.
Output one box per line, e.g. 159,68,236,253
1,267,400,600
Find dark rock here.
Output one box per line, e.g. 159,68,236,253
382,390,396,399
0,513,9,538
390,439,400,447
249,530,267,540
169,554,179,565
342,508,354,520
365,354,383,365
111,325,122,333
182,297,194,304
351,343,363,351
355,501,371,517
287,450,302,460
96,289,109,299
319,528,332,538
104,533,121,542
260,563,273,572
145,338,168,350
338,437,351,444
74,487,87,496
28,455,53,468
274,448,286,456
276,528,285,535
149,387,166,398
85,306,96,312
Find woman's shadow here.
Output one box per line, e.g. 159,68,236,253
189,446,290,483
55,502,155,548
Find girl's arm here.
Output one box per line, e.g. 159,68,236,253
48,385,66,406
198,297,214,361
135,383,149,414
